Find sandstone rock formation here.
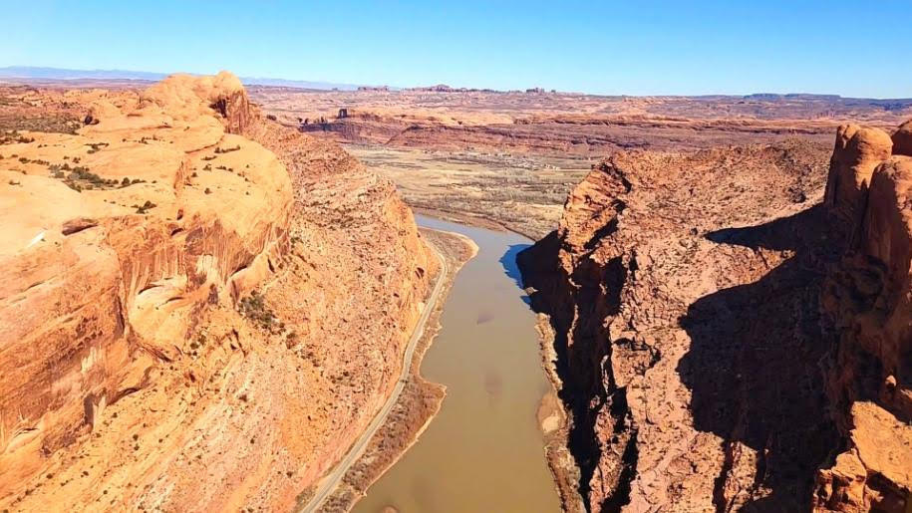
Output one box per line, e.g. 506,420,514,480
815,132,912,511
824,124,893,227
521,121,912,511
0,72,434,511
892,120,912,157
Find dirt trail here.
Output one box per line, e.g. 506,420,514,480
299,239,447,512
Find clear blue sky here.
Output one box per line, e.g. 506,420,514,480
5,1,910,98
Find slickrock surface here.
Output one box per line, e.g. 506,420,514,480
521,121,912,511
0,72,434,511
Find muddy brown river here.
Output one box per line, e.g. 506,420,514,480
352,216,561,513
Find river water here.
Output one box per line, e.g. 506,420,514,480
352,216,560,513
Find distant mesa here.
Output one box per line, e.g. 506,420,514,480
357,85,391,92
0,65,362,91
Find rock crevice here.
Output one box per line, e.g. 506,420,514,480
520,132,912,511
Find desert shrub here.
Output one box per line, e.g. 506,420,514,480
134,200,157,214
69,167,102,182
85,142,109,154
0,130,35,145
238,291,282,333
214,145,240,154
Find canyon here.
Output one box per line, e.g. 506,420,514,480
1,72,911,513
254,86,912,511
0,73,437,511
251,87,910,241
519,122,912,511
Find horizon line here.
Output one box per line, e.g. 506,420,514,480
2,64,911,101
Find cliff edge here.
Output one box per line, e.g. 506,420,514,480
0,72,435,511
521,121,912,511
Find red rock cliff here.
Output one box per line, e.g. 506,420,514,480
521,123,912,512
815,124,912,511
0,72,434,511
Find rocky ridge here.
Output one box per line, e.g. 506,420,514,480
0,72,434,511
521,120,912,511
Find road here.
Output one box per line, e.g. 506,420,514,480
298,238,448,512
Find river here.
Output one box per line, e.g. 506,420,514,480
352,215,561,513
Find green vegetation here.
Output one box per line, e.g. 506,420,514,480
45,161,145,191
18,156,50,166
238,290,284,333
0,130,35,145
85,142,109,154
133,200,157,214
214,144,240,154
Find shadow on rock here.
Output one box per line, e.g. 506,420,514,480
678,204,842,511
519,231,629,511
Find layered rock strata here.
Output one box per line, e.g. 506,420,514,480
522,122,912,512
0,72,434,511
815,123,912,511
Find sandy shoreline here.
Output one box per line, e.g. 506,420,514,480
534,316,587,513
412,206,544,242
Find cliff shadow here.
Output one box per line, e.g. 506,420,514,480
501,243,533,305
678,204,842,511
518,232,627,511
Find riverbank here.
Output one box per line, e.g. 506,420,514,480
534,317,587,513
351,216,561,512
344,144,590,241
316,227,478,512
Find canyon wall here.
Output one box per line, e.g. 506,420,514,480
521,123,912,511
299,110,841,155
815,124,912,511
0,72,434,511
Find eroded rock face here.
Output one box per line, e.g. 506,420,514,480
522,119,912,511
816,143,912,512
0,73,433,511
824,124,893,226
892,120,912,157
521,141,837,511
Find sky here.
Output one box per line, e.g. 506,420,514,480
4,1,911,98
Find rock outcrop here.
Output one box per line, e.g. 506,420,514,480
892,120,912,157
521,122,912,511
0,72,434,511
815,129,912,511
824,124,893,226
